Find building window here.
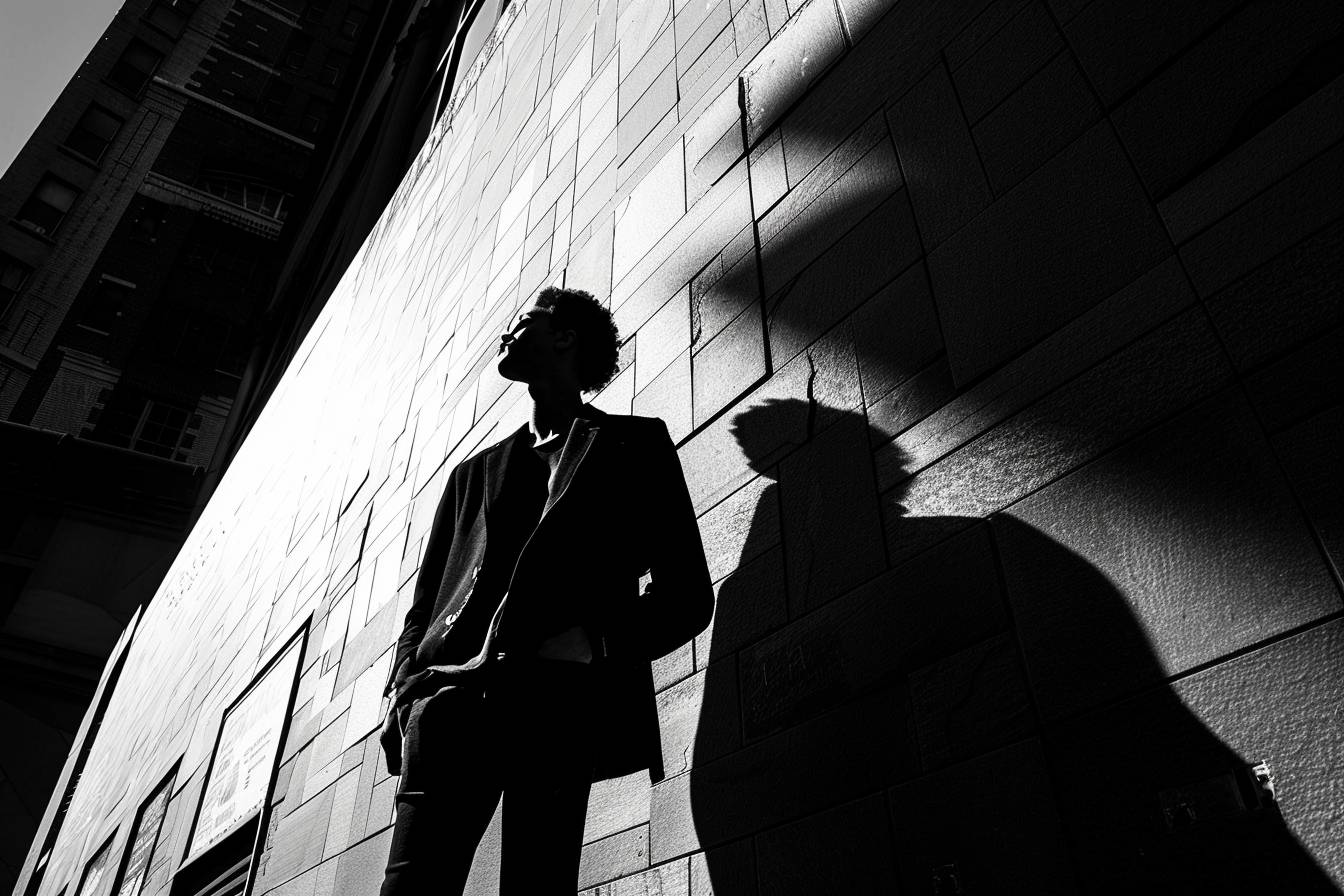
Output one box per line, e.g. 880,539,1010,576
109,764,178,896
64,105,123,163
302,0,330,25
15,175,80,238
1,254,33,318
134,400,192,458
282,33,312,71
107,40,162,97
80,277,131,334
338,9,365,39
145,0,198,37
300,98,329,135
74,835,117,896
196,174,290,221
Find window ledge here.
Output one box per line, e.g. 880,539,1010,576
56,145,104,170
6,219,57,244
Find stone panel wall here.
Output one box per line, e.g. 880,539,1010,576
21,0,1342,893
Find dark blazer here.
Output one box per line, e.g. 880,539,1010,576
384,405,714,783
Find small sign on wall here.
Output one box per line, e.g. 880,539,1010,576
187,636,303,859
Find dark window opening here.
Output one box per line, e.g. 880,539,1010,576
339,9,366,39
1,253,33,318
65,105,124,163
108,40,163,97
146,0,199,37
15,175,80,238
80,278,131,334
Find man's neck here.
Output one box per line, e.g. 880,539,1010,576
527,382,584,446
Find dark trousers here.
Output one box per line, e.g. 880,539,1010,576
379,657,597,896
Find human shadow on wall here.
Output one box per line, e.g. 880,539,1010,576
686,398,1336,895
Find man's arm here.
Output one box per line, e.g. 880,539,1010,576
383,466,459,698
620,418,714,660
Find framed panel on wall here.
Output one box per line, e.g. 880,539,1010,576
109,761,179,896
171,624,308,896
73,835,117,896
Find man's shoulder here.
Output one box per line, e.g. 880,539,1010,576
600,412,671,443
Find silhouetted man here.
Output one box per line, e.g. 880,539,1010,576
378,286,714,894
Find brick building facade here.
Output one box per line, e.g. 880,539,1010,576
13,0,1343,894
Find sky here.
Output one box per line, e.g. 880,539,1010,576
0,0,125,174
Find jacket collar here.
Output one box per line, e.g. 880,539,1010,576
484,403,609,517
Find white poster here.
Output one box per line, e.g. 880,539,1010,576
188,638,301,857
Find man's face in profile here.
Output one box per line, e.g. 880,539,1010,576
497,305,561,384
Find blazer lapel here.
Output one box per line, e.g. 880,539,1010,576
543,407,606,516
484,422,532,519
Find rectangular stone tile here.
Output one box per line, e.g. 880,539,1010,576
1000,388,1341,722
1201,212,1341,372
320,769,361,859
259,781,335,890
567,215,616,301
691,302,766,427
614,141,689,285
635,289,692,391
755,795,900,894
881,256,1193,484
688,840,756,895
583,858,690,895
592,363,636,416
679,321,864,512
888,739,1076,895
887,61,991,247
866,356,957,448
1274,405,1344,576
909,632,1033,771
1182,144,1342,298
951,0,1062,124
1063,0,1240,106
681,17,745,118
739,523,1005,740
619,64,681,166
749,129,788,217
780,0,991,181
778,413,886,613
759,115,904,296
689,223,757,351
684,84,746,205
656,657,741,779
1047,621,1344,893
694,543,787,669
633,348,693,441
612,161,752,327
649,683,912,861
650,682,913,865
943,0,1031,69
927,121,1170,385
620,24,677,119
1110,0,1342,199
1158,74,1344,243
676,0,732,67
579,824,650,888
850,259,942,403
585,771,653,842
332,828,393,896
653,639,695,691
1244,328,1343,435
765,189,920,369
884,307,1234,564
696,473,779,584
741,0,848,143
972,49,1102,196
